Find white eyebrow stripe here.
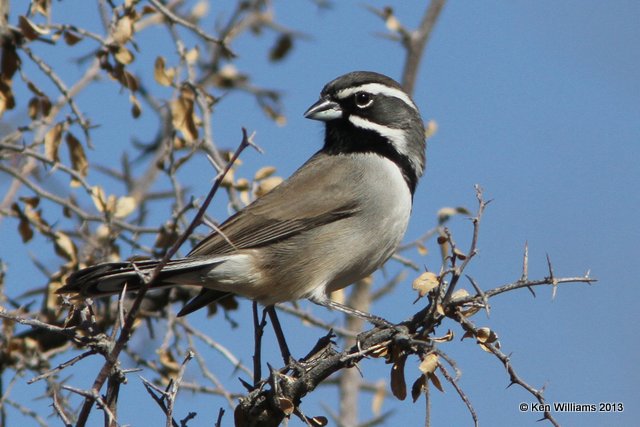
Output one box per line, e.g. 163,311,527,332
348,115,421,174
336,83,418,112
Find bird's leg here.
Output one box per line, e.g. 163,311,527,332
252,302,267,386
265,305,292,365
309,296,393,328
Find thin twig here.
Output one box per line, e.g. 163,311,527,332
28,350,97,384
252,302,266,386
147,0,224,45
165,350,194,427
438,363,478,427
456,316,560,427
74,130,256,426
178,318,252,377
401,0,447,95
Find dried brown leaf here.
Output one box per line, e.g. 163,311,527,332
120,69,139,91
1,42,20,80
170,91,198,142
54,231,77,262
425,120,438,139
18,16,50,41
190,1,209,19
20,196,40,209
154,224,179,249
411,375,426,402
66,132,88,181
214,64,246,88
239,189,251,206
461,330,475,341
154,56,174,86
91,186,107,213
417,242,428,255
453,247,467,260
428,372,444,392
476,327,498,344
44,123,64,162
220,168,234,188
0,80,15,118
371,380,386,416
28,97,39,119
114,196,136,218
40,96,52,117
27,96,52,119
185,46,199,65
157,348,180,377
412,271,439,297
63,30,83,45
113,46,134,65
269,34,293,62
385,14,401,32
254,166,277,181
23,205,47,231
234,178,250,192
459,305,482,318
390,355,407,401
11,203,33,243
141,5,157,15
277,397,294,416
432,329,454,343
418,353,439,376
113,15,134,45
307,416,328,427
450,288,470,301
130,94,142,118
255,176,283,197
369,345,389,359
32,0,51,17
438,206,471,224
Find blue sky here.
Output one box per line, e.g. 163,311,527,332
1,1,638,426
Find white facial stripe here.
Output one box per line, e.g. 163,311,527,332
348,115,423,174
349,115,407,152
336,83,418,112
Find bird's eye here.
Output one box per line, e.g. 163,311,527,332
354,92,373,108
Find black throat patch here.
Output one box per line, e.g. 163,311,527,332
323,122,419,196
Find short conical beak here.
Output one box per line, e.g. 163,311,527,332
304,98,342,121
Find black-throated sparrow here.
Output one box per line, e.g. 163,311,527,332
59,71,427,320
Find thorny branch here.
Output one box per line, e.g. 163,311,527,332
73,130,256,426
232,188,595,426
0,2,596,427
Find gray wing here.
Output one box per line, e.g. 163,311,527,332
188,152,361,257
180,152,361,316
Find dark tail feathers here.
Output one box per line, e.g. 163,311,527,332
59,258,222,298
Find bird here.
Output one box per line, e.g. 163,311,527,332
58,71,427,322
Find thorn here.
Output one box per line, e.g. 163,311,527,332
118,282,128,332
238,377,254,392
473,184,483,202
526,285,536,298
520,241,529,282
546,253,558,299
466,275,490,317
